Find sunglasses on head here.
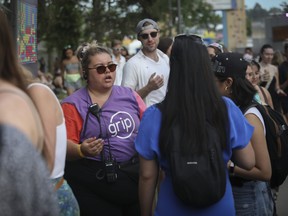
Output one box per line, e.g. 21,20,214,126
174,34,204,45
64,45,72,50
88,64,117,74
139,31,158,40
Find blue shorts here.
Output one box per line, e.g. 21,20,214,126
51,177,80,216
232,181,274,216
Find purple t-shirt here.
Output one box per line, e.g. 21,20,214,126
62,86,142,162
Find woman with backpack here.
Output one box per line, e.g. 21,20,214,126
135,35,255,216
213,52,274,215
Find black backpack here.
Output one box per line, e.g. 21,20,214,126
242,101,288,188
166,120,226,208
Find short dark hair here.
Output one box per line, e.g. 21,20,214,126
111,39,122,48
260,44,273,54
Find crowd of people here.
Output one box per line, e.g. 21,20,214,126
2,3,288,215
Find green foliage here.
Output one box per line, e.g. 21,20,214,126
38,0,222,51
181,0,221,31
246,3,269,20
280,2,288,13
38,0,83,55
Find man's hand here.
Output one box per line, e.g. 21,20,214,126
137,72,165,99
147,72,164,91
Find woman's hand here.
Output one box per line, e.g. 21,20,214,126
81,137,104,157
276,88,287,96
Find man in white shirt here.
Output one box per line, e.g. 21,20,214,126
121,18,170,107
111,39,126,86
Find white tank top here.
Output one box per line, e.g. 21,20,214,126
28,83,67,179
244,107,266,135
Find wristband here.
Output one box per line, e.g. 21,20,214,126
78,144,85,158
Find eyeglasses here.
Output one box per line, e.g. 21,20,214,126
174,34,204,45
88,64,117,74
113,47,124,52
139,31,158,40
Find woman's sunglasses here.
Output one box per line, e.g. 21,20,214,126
88,64,117,74
139,31,158,40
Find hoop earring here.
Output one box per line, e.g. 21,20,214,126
225,86,228,91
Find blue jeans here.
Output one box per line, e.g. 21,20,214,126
232,181,274,216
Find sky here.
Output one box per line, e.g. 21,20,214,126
245,0,285,10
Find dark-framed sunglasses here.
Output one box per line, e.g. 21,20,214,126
139,31,158,40
113,47,124,52
174,34,204,45
88,64,117,74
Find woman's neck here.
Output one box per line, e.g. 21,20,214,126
87,86,112,107
260,61,269,67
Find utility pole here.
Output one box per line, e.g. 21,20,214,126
168,0,172,36
177,0,182,34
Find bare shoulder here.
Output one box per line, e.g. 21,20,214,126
0,89,37,128
27,83,55,99
27,83,63,120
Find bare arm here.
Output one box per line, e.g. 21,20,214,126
232,140,255,171
139,156,159,216
27,85,57,173
275,69,287,96
280,79,288,91
137,73,164,99
233,113,271,181
262,87,274,109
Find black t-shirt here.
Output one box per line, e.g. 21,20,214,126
279,61,288,92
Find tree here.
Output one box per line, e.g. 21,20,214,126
246,3,269,21
38,0,83,55
37,0,222,55
280,2,288,13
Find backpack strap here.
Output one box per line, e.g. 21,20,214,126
240,101,257,114
259,86,268,104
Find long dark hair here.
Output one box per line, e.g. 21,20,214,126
0,8,26,91
159,36,228,157
215,73,257,110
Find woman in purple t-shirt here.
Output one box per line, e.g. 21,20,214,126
61,41,146,216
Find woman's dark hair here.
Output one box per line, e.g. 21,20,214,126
259,44,273,62
251,59,260,71
159,36,228,157
61,45,74,61
158,37,173,54
215,73,257,110
0,8,26,91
